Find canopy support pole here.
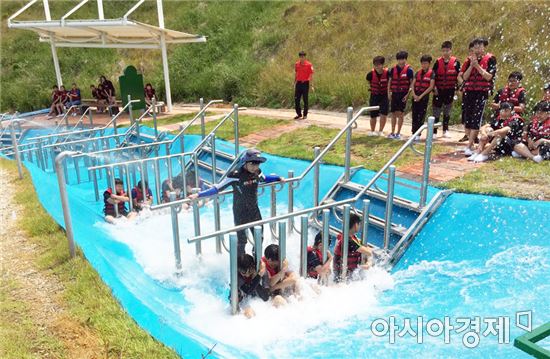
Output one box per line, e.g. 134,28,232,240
157,0,172,113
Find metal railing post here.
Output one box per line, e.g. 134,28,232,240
300,215,308,278
109,171,119,217
199,97,206,139
89,107,93,127
344,106,353,182
322,209,330,263
91,166,99,201
192,190,202,255
287,170,294,233
253,226,263,271
270,185,277,237
9,122,23,179
229,233,239,315
361,199,370,263
54,151,77,258
383,165,396,250
341,204,351,280
169,192,182,272
313,146,321,209
154,158,161,204
152,96,158,139
210,135,217,184
126,165,134,212
233,103,239,156
214,196,222,254
128,95,140,146
419,116,435,208
278,221,287,270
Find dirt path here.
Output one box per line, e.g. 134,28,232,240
0,167,103,358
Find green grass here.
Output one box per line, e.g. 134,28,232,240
0,279,66,358
0,159,180,358
257,125,447,170
2,1,548,120
440,156,550,200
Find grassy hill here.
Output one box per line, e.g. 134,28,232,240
1,1,549,118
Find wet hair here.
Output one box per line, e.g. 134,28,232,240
348,213,362,229
373,56,385,65
468,41,475,49
499,102,513,110
114,178,124,186
238,254,255,272
137,180,149,189
314,232,323,246
396,51,408,60
508,71,523,81
420,54,432,63
472,37,489,46
185,170,197,187
264,244,279,261
441,41,453,49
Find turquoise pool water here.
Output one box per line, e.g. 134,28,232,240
10,129,550,358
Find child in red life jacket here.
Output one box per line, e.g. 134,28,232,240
261,244,298,307
411,54,435,138
131,180,153,211
103,178,136,224
513,101,549,163
387,50,414,140
236,254,270,318
366,55,389,136
490,72,527,117
469,102,525,163
333,213,373,282
306,232,333,283
432,41,461,137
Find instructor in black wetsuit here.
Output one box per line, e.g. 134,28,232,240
189,149,282,255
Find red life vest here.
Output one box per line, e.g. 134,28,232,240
306,246,323,279
104,188,127,216
463,53,494,92
369,68,389,95
498,86,525,107
414,69,433,95
390,65,411,93
529,117,550,141
262,257,278,277
333,233,362,278
132,186,151,202
434,56,458,90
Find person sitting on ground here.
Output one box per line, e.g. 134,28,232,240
490,71,527,118
333,213,373,282
131,180,153,211
235,253,270,318
307,232,333,284
261,244,298,306
67,83,81,116
468,102,525,163
144,83,156,106
512,101,549,163
103,178,136,224
48,85,62,118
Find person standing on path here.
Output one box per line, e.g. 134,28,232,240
294,51,314,120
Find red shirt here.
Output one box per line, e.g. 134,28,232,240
295,60,314,82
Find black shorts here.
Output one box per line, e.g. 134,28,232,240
539,143,550,160
433,89,455,107
369,94,389,118
391,92,408,113
462,91,488,130
495,136,520,156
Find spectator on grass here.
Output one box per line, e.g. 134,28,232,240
47,85,62,118
512,101,549,163
68,83,81,116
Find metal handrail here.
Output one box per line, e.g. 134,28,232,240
168,99,223,149
175,120,437,245
26,99,140,143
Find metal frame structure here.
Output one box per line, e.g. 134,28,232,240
8,0,207,112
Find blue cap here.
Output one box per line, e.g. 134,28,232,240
242,149,267,164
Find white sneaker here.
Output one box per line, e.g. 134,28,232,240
443,131,451,138
464,148,474,156
467,152,479,161
474,154,489,163
533,155,543,163
368,131,377,136
394,134,401,140
511,151,522,158
377,131,384,136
